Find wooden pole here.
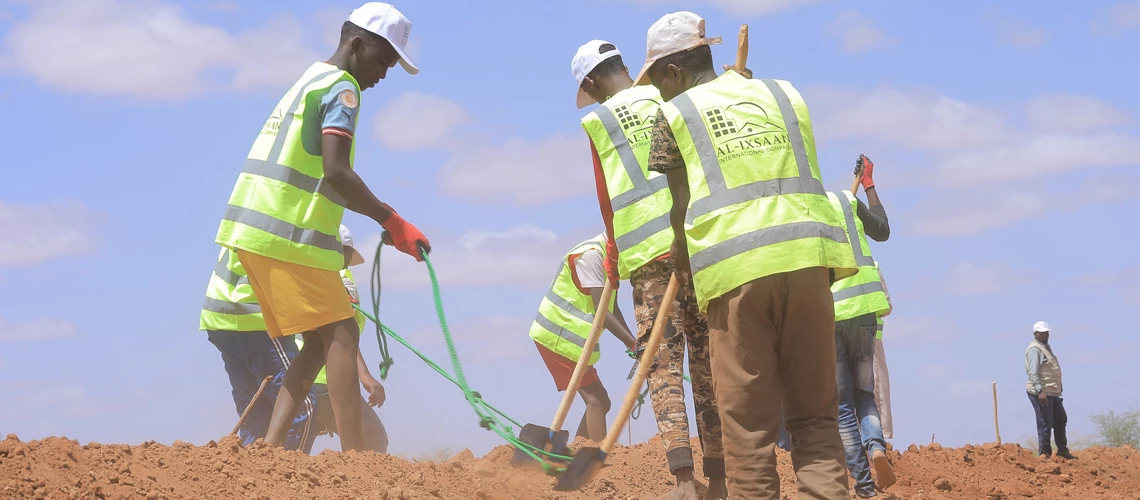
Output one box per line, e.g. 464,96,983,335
232,376,273,435
993,381,1001,444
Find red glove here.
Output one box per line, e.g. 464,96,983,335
604,252,619,288
857,154,875,189
381,211,431,262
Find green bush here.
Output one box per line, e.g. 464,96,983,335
1091,409,1140,448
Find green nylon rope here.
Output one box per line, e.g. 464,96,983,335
369,242,395,379
365,239,571,472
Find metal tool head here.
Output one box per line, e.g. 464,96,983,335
553,446,607,491
512,424,569,467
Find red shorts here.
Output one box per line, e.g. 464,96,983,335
535,342,599,392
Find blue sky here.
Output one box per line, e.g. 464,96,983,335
0,0,1137,458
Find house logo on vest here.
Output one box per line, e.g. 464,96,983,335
612,98,661,149
261,107,285,136
702,102,790,161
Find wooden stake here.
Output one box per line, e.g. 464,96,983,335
993,381,1001,444
232,375,273,435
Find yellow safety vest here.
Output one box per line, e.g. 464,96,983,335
828,191,890,321
297,268,366,386
581,85,672,279
528,235,615,365
659,71,856,311
216,62,360,271
200,248,267,332
876,316,884,340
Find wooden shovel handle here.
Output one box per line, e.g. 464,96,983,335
599,273,680,452
735,24,749,72
231,375,273,435
550,279,615,431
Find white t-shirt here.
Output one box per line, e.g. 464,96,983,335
573,249,607,289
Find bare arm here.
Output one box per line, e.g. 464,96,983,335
322,134,394,225
590,287,636,349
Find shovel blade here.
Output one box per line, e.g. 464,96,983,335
553,446,606,491
512,424,569,466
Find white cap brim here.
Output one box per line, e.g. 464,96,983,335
392,43,419,75
576,87,593,109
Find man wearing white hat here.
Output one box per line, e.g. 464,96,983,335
639,11,856,499
297,225,390,453
214,2,430,453
573,40,727,499
1026,321,1075,460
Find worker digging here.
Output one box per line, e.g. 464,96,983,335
7,2,1121,500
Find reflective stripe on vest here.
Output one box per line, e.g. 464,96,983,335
200,248,268,332
583,86,673,279
876,316,884,340
661,72,856,311
828,191,890,321
528,235,615,365
216,62,360,271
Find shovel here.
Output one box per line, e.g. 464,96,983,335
513,280,615,466
555,273,680,491
851,154,868,194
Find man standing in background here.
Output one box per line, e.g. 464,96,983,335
1026,321,1075,460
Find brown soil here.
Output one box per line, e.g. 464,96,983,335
1,434,1137,499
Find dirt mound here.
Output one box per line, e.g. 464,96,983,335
1,434,1137,499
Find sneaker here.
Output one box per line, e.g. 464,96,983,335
871,450,897,490
1057,450,1078,460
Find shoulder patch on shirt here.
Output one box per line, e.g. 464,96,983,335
338,89,358,109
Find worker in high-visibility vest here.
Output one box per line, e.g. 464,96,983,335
529,234,637,442
199,248,317,454
826,157,893,497
638,11,858,498
573,39,725,499
213,3,429,452
296,225,389,453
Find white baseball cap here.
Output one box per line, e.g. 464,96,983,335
1033,321,1050,333
340,225,366,267
348,2,419,75
634,11,722,86
571,40,622,109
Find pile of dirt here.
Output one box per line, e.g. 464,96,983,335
1,433,1137,499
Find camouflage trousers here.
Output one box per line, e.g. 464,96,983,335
632,259,725,478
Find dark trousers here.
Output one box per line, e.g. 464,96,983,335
1027,392,1068,456
207,330,317,453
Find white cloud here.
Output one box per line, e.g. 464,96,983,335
434,315,534,362
906,172,1138,236
615,0,820,17
0,317,78,342
945,262,1038,296
1090,3,1140,34
1025,94,1133,132
19,382,101,417
373,92,471,151
362,225,590,291
807,86,1139,185
935,132,1139,185
0,0,319,99
437,133,594,205
0,199,101,267
948,380,990,399
827,11,895,55
806,86,1009,152
906,190,1048,237
1000,25,1048,49
883,315,958,345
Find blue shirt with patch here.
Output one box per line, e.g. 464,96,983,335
319,80,360,134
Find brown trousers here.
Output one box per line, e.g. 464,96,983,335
706,267,848,500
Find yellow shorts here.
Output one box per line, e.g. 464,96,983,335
236,249,354,339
